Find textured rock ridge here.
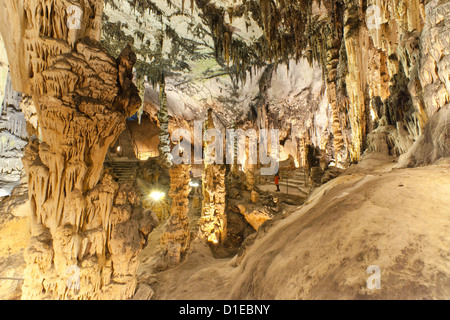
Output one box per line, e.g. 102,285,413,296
0,0,145,299
199,109,227,245
0,73,28,196
160,164,192,268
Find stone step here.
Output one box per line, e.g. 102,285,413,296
112,167,136,169
107,161,139,185
278,184,309,193
296,188,309,196
110,165,137,169
112,167,134,170
278,178,306,184
281,179,308,186
278,184,305,190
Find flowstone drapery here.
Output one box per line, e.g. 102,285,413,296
0,72,28,194
0,0,147,299
157,78,172,168
199,110,227,245
160,164,192,268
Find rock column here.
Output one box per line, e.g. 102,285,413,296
199,110,227,244
160,164,192,267
1,0,145,299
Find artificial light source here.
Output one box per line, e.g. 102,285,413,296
149,191,165,201
117,146,121,152
370,108,377,122
189,181,200,187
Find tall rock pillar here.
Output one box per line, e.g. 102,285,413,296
0,0,144,299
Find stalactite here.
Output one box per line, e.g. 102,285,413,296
0,72,28,191
0,0,151,300
323,2,348,166
136,75,145,124
157,75,173,168
224,31,231,67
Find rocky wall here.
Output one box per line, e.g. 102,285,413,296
0,73,28,196
0,0,146,300
160,164,192,268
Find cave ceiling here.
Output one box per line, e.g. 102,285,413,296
101,0,329,127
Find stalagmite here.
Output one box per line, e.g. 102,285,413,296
324,2,348,167
160,164,192,268
0,0,448,302
0,72,28,191
343,1,369,162
237,204,272,231
251,190,259,203
418,0,450,118
0,0,149,300
199,109,227,245
157,77,172,169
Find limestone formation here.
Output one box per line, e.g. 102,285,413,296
0,0,147,300
160,164,192,268
132,283,154,300
244,168,257,191
250,190,259,203
237,205,272,231
0,72,28,196
0,34,7,103
419,0,450,118
199,110,227,245
0,0,449,302
325,2,348,166
396,104,450,167
48,0,447,171
340,0,427,161
157,78,172,169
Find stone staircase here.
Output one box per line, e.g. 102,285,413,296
278,168,310,196
106,160,140,185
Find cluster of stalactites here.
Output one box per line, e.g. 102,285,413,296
209,0,323,83
8,0,145,300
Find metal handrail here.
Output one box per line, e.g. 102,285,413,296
0,277,24,281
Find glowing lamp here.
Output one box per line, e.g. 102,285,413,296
149,191,165,201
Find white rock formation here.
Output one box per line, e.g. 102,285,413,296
0,73,28,196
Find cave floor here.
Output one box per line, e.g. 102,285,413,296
136,153,450,299
0,152,449,299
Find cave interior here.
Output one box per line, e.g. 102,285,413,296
0,0,449,300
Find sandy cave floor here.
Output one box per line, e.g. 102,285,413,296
139,154,450,300
0,152,449,299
